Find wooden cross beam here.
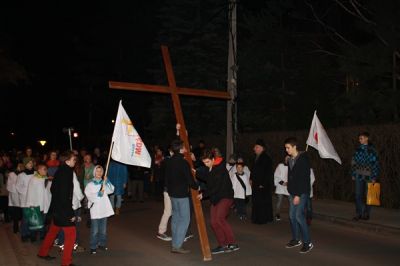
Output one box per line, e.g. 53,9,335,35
109,45,230,261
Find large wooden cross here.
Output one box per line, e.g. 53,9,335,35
109,45,230,261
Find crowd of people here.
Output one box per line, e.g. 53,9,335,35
0,131,379,265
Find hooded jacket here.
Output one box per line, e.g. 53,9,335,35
197,158,233,205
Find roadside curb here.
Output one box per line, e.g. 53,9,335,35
313,212,400,236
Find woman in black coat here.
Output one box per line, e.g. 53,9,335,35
251,139,274,224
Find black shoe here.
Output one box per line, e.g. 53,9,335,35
352,215,362,221
275,214,281,221
362,215,370,220
211,246,227,254
90,249,97,255
37,255,56,260
98,245,108,251
171,247,190,254
285,239,302,248
226,244,240,252
300,243,314,254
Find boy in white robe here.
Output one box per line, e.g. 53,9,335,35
16,159,34,241
25,163,48,241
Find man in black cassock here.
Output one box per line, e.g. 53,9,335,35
250,139,274,224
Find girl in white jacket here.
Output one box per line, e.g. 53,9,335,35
85,165,114,254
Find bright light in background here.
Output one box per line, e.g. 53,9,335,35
73,132,79,138
39,140,47,146
10,132,15,136
111,119,115,124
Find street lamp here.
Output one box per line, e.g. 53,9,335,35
39,140,47,146
62,127,74,150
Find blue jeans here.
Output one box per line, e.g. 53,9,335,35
110,195,122,209
90,218,108,250
355,177,371,217
289,194,311,244
170,197,190,249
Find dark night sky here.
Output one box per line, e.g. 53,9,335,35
2,1,165,150
2,1,397,151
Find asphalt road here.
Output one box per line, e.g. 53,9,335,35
3,199,399,266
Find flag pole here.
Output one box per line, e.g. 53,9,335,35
104,141,114,179
104,100,120,179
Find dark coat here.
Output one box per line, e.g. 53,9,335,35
165,153,198,198
250,151,274,224
49,164,75,227
251,152,273,190
196,161,233,205
287,152,311,196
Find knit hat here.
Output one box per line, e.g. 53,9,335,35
255,138,266,148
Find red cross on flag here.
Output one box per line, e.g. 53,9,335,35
111,100,152,168
306,111,342,164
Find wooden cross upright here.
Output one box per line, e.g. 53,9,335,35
109,45,230,261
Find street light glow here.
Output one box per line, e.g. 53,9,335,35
39,140,47,146
73,132,79,138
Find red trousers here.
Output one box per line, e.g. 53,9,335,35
210,198,235,246
38,223,76,266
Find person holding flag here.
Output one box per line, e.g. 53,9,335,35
85,165,115,255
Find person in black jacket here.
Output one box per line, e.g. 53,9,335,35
165,140,199,254
196,149,239,254
250,139,274,224
38,151,77,266
284,137,313,254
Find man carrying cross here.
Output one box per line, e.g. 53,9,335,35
165,139,200,254
110,45,231,260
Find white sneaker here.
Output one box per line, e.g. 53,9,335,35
156,233,172,241
184,234,194,242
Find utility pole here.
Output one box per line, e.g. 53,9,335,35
227,0,238,158
393,50,399,121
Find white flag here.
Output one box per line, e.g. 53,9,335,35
306,111,342,164
111,101,152,168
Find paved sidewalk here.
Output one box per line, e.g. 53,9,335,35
312,198,400,236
